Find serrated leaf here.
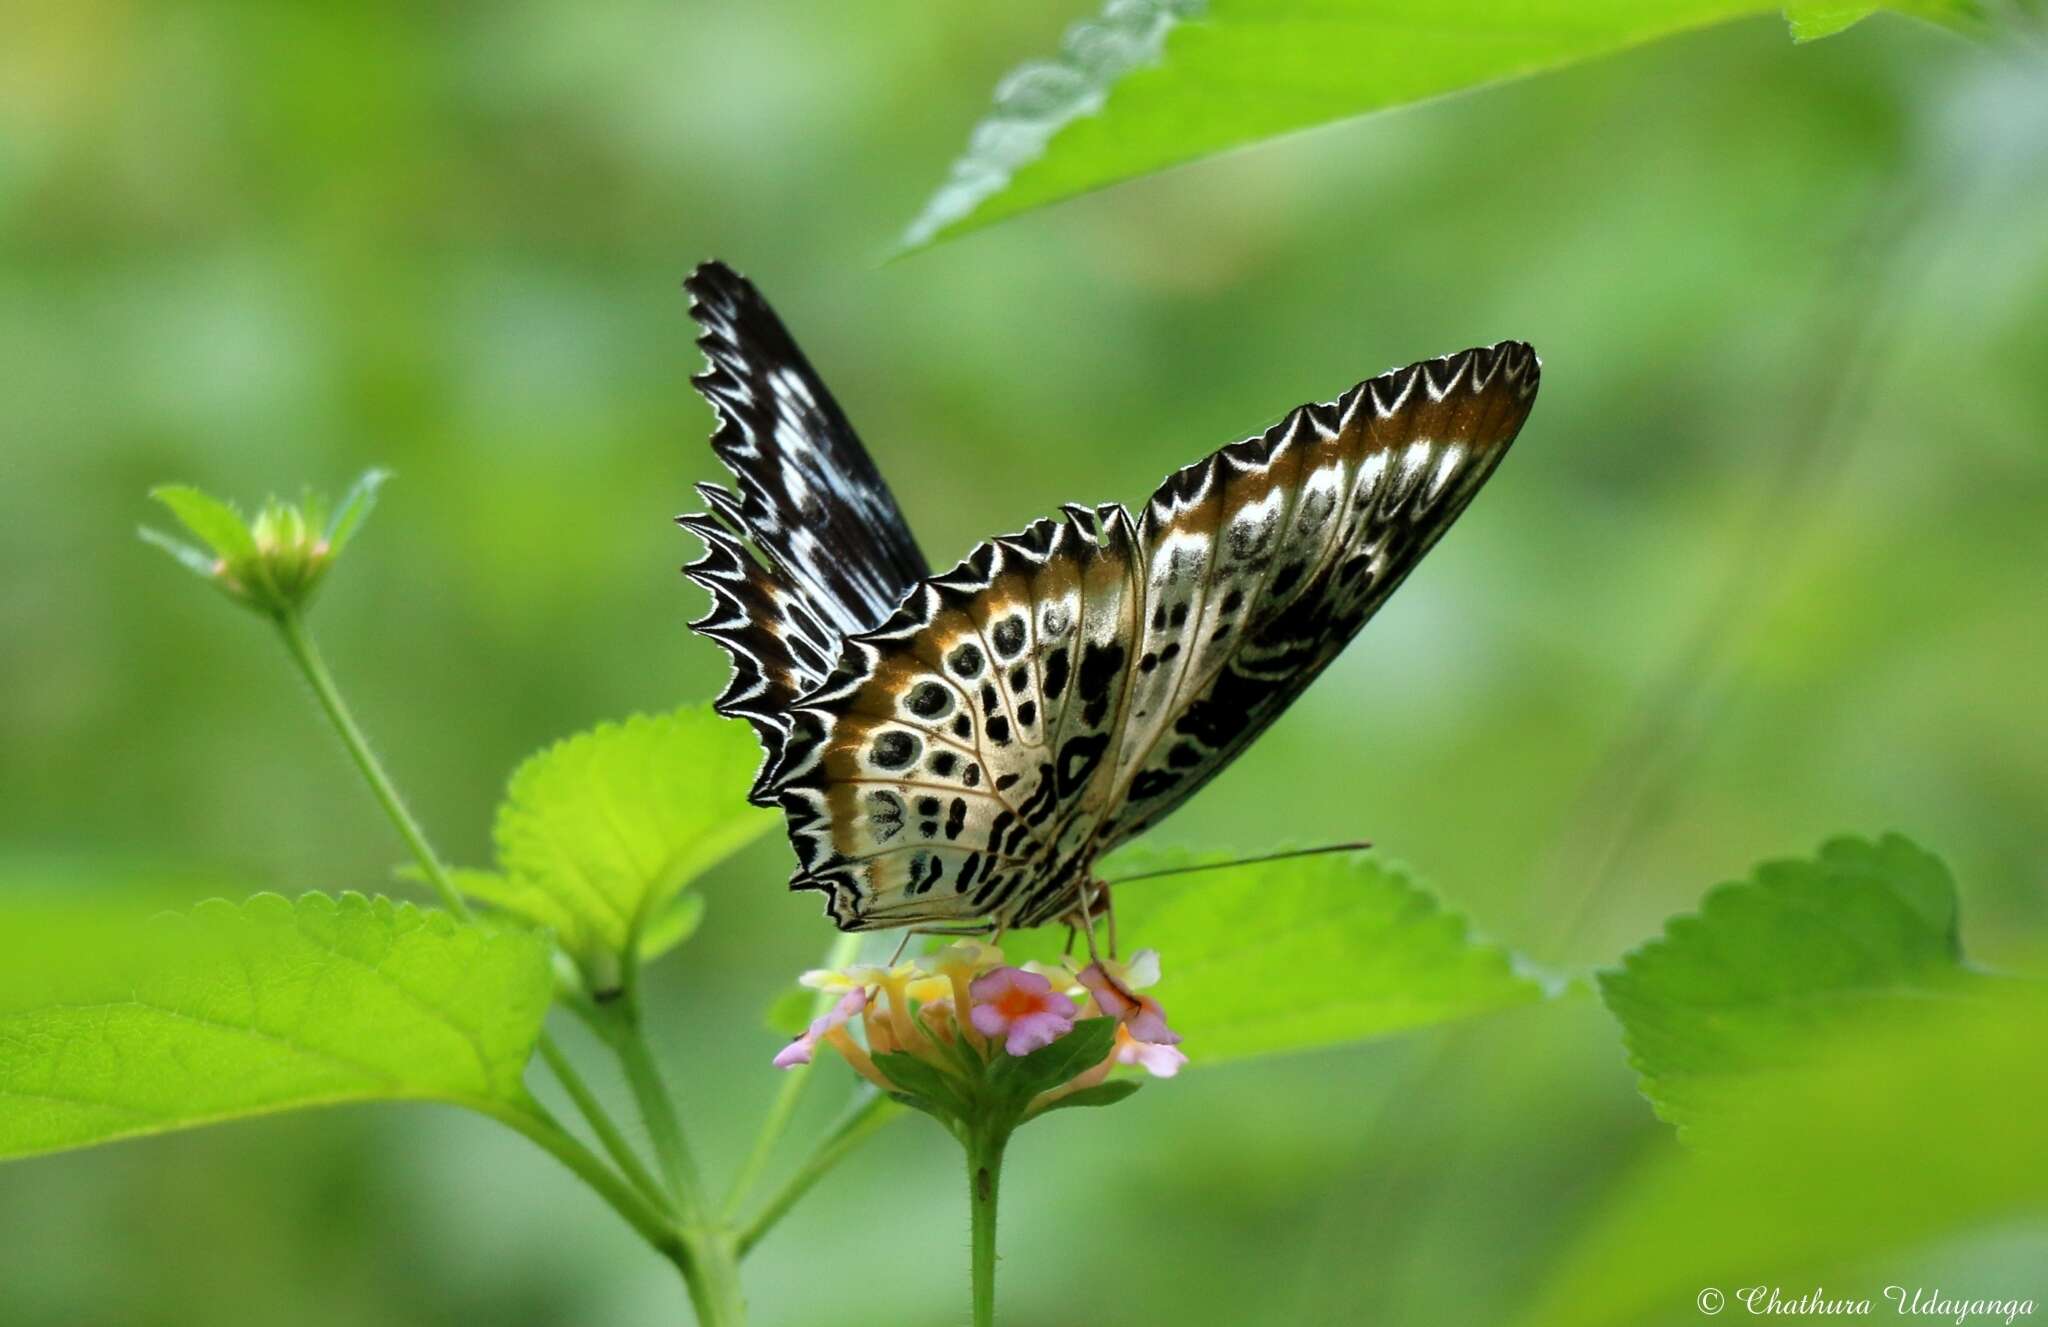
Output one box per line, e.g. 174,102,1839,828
1013,849,1543,1065
1522,980,2048,1327
324,467,391,554
461,707,777,981
0,892,553,1162
148,485,256,562
1033,1079,1143,1116
1597,833,1979,1140
903,0,1980,249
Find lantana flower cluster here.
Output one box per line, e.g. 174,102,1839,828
773,942,1186,1115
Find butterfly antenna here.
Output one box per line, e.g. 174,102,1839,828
1102,840,1373,887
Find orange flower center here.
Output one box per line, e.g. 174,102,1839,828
991,986,1044,1020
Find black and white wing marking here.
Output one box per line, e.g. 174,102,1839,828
763,340,1542,931
679,261,931,802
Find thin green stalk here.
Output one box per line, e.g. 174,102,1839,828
608,1012,707,1215
480,1098,683,1262
274,610,472,920
968,1128,1008,1327
538,1035,673,1215
602,1009,747,1326
272,612,677,1249
722,931,863,1218
737,1090,901,1257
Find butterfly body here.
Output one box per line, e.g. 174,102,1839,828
680,262,1540,934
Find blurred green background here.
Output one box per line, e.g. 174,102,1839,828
3,2,2044,1324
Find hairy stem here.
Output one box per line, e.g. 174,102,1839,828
605,1009,746,1326
537,1035,673,1215
736,1090,901,1257
608,1008,709,1220
482,1099,683,1262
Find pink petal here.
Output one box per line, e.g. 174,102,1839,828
824,987,868,1029
969,1002,1011,1038
971,966,1051,1003
1124,1041,1188,1078
1077,963,1137,1018
1125,996,1181,1046
1004,1009,1073,1056
772,1036,816,1069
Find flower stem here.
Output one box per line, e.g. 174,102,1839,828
722,931,863,1219
273,609,471,920
271,612,699,1292
968,1127,1008,1327
736,1089,901,1257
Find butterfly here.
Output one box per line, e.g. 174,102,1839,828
679,261,1540,938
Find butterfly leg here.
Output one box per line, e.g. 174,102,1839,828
1074,877,1118,957
1071,880,1141,1007
888,923,995,964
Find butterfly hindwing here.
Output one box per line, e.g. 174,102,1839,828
771,506,1148,929
759,340,1539,932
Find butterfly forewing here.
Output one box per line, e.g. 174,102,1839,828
680,263,931,802
1104,342,1540,843
756,339,1538,932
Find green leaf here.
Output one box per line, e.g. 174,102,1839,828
148,484,256,562
1597,833,1977,1140
1522,982,2048,1327
137,526,222,580
994,1016,1119,1101
1782,1,1878,39
902,0,1978,249
459,706,778,983
872,1050,972,1123
1032,1079,1144,1116
0,893,554,1162
323,467,391,554
1014,848,1543,1065
637,891,708,964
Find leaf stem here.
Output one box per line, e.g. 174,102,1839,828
482,1098,684,1261
736,1089,901,1257
968,1126,1008,1327
722,931,863,1218
602,1007,748,1326
537,1034,673,1216
605,1009,707,1217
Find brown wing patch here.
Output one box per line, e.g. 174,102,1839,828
762,342,1538,932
